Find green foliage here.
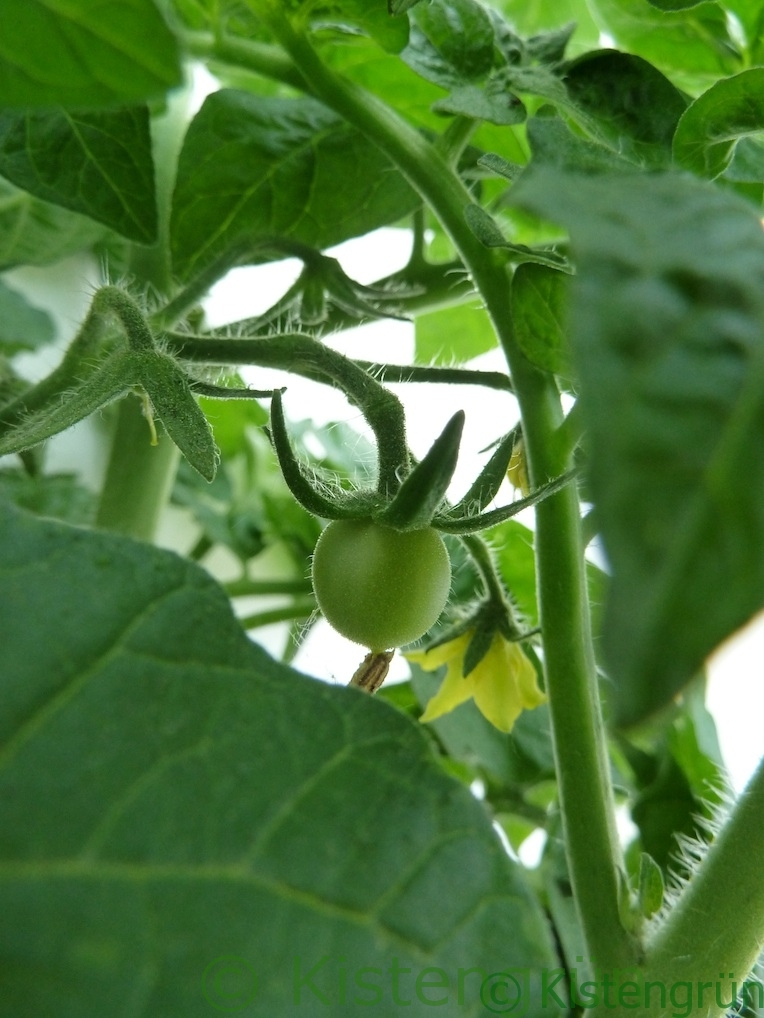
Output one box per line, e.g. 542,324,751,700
0,0,182,108
2,1,764,1014
170,89,418,280
0,107,158,242
0,502,557,1015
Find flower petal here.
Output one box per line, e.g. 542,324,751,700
471,637,545,733
404,633,470,672
419,662,475,723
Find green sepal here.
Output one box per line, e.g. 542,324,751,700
462,620,495,677
377,410,465,530
434,467,577,534
269,389,361,521
188,380,275,399
137,352,218,483
637,852,665,920
0,353,133,456
445,426,518,520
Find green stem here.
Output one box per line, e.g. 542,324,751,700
254,5,635,970
95,395,180,541
628,757,764,1018
238,598,316,630
225,576,314,597
166,332,409,496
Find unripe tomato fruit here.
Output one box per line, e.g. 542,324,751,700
311,519,451,650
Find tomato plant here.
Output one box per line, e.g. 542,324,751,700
2,1,764,1017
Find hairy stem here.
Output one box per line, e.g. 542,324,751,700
253,3,635,969
628,757,764,1018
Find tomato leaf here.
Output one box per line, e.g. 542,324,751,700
0,0,181,108
0,502,558,1015
511,166,764,726
0,107,157,242
170,90,418,280
673,68,764,180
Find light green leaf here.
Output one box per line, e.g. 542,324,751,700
637,853,664,920
0,501,558,1016
511,166,764,726
585,0,740,86
415,300,498,365
673,68,764,179
0,178,105,269
0,0,181,108
0,279,55,355
0,107,157,242
646,0,707,7
432,82,526,125
511,263,572,379
524,114,633,174
170,91,418,280
488,0,600,55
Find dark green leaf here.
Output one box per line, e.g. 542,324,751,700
402,0,496,87
511,166,764,725
563,51,689,166
170,91,418,280
0,107,157,243
0,178,106,269
0,0,181,108
0,280,54,355
511,263,573,379
673,68,764,179
415,299,498,364
0,502,558,1016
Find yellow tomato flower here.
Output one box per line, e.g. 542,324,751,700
406,631,546,733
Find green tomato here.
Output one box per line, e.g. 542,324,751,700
311,519,451,650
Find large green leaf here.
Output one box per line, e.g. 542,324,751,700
0,0,181,108
0,501,558,1016
170,90,418,280
0,107,157,243
0,178,106,269
511,166,764,726
673,68,764,179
